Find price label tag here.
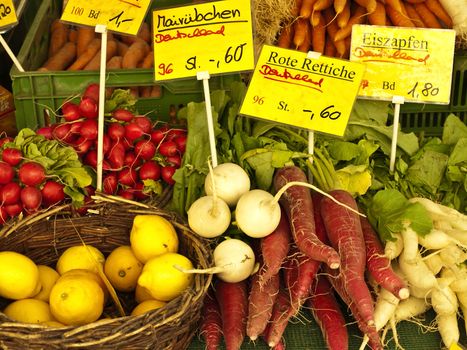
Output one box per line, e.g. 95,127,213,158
240,45,365,137
0,0,17,29
350,25,456,104
153,0,254,81
61,0,152,35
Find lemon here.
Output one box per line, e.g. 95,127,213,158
41,320,66,328
49,274,104,326
137,252,194,302
104,245,143,292
134,284,154,303
33,265,60,302
56,245,105,275
130,215,179,263
4,299,55,324
60,269,109,303
131,299,166,316
0,251,40,300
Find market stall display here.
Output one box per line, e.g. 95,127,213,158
0,0,466,349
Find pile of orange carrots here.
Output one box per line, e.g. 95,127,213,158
275,0,454,58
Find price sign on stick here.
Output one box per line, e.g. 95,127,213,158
350,25,456,104
61,0,152,35
0,0,17,29
153,0,254,81
240,45,365,137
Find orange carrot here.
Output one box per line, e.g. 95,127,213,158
137,22,151,43
312,12,326,53
139,86,152,98
150,85,163,98
324,34,337,57
122,40,150,69
277,24,294,48
39,42,76,71
139,50,154,69
334,5,366,42
414,2,442,28
336,0,351,28
298,21,313,52
384,0,403,13
313,0,332,11
311,10,323,27
83,39,118,70
353,0,377,14
106,55,123,70
368,1,386,26
323,8,347,56
67,38,101,71
48,20,69,57
300,0,318,19
385,5,415,27
405,0,427,3
76,27,96,57
425,0,453,27
68,29,78,43
404,3,425,27
117,41,129,56
334,0,347,15
293,18,310,49
291,0,304,17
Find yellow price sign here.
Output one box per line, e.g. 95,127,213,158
153,0,254,81
240,45,365,137
350,25,456,104
61,0,152,35
0,0,18,29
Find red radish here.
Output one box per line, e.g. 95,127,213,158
21,186,42,211
83,83,100,103
158,140,178,157
273,166,340,269
133,116,153,133
118,168,137,187
41,180,65,206
102,134,111,155
52,123,72,142
139,160,161,181
69,120,83,134
161,165,176,185
264,289,292,348
124,122,145,141
107,142,126,169
320,190,375,329
173,134,187,153
167,128,186,141
103,173,118,194
102,160,112,171
117,188,134,200
123,151,138,167
150,126,168,146
79,97,98,118
80,119,98,140
107,122,125,141
121,137,133,150
0,161,15,184
0,206,8,224
2,148,22,166
112,108,134,122
166,154,181,168
73,137,93,155
215,279,248,350
1,182,22,205
200,291,222,350
360,216,409,300
4,202,22,217
307,275,349,350
259,209,291,286
246,270,280,341
134,139,156,160
36,126,54,139
19,162,46,186
0,137,13,147
61,102,81,121
131,182,148,200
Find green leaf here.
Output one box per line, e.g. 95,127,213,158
142,179,163,195
443,114,467,145
449,138,467,166
406,150,448,193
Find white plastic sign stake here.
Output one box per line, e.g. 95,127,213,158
389,95,405,173
95,24,108,191
197,71,218,168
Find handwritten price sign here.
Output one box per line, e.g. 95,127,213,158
0,0,17,29
350,25,456,104
153,0,254,81
240,45,365,137
61,0,152,35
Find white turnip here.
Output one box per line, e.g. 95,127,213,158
188,195,231,238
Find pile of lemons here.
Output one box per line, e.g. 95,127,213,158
0,214,194,327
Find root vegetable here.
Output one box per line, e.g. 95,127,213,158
0,162,15,184
384,233,403,260
200,291,222,350
20,186,42,211
265,289,292,348
41,180,65,206
1,182,21,205
187,196,231,238
19,162,46,187
394,296,431,321
399,251,438,291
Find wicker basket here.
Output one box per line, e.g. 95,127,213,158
0,194,213,350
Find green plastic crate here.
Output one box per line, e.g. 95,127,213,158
399,51,467,136
9,0,239,130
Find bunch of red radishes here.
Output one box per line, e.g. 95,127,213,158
0,138,66,224
36,83,187,201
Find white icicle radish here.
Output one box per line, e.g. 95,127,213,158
235,189,281,238
204,162,251,206
188,196,231,238
437,313,460,349
432,283,458,316
394,296,431,322
385,233,403,260
399,251,437,291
